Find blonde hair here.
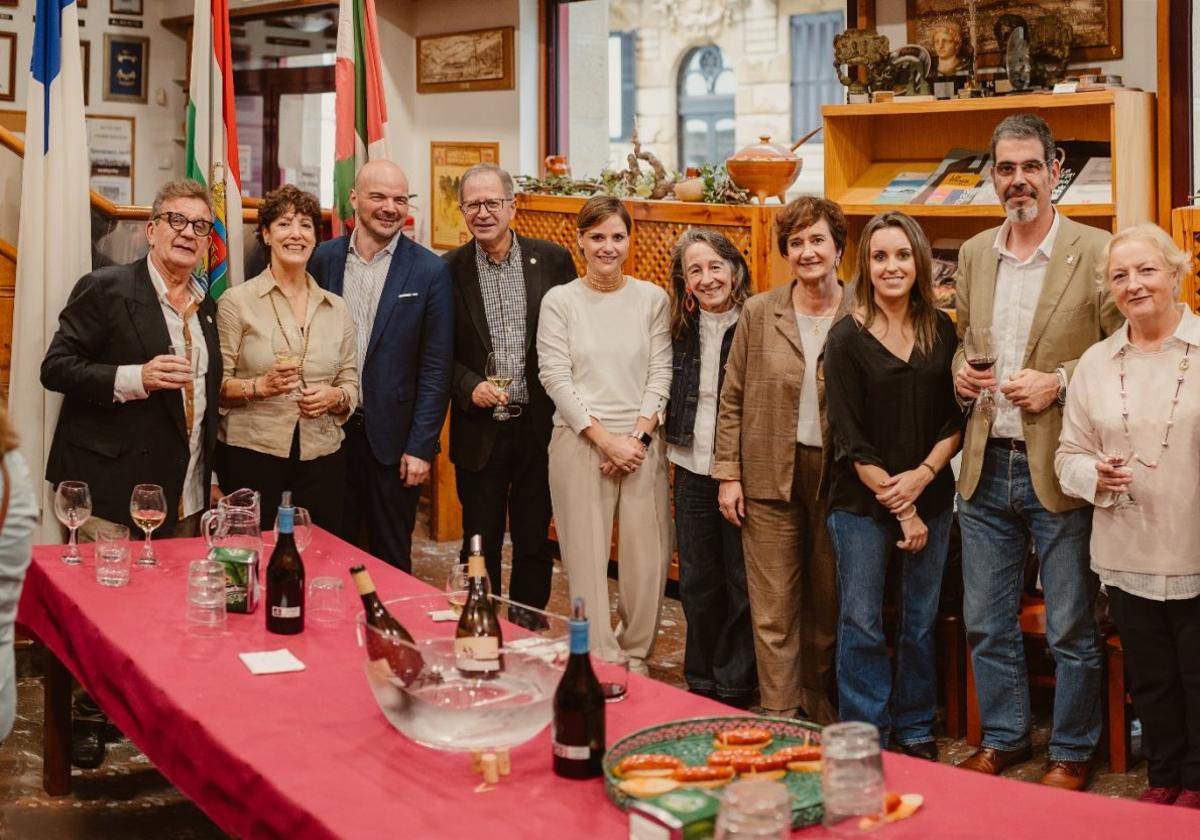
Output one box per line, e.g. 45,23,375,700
1098,223,1190,294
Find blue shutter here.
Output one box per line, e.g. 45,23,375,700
790,11,845,140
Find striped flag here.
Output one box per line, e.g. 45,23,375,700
9,0,91,540
186,0,243,299
334,0,391,233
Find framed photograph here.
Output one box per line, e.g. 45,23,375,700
0,33,14,103
80,40,90,107
110,0,143,14
86,114,135,204
430,141,499,250
416,27,514,94
905,0,1122,65
103,33,148,103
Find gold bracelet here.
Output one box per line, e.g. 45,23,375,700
241,379,252,404
897,507,917,522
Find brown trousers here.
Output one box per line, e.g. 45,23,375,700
742,444,838,722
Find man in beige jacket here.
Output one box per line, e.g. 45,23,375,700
953,114,1123,791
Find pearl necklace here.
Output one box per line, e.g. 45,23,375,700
1118,344,1191,468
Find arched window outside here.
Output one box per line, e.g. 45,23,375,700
677,45,735,170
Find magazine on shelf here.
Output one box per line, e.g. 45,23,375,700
930,237,964,310
1051,140,1112,203
968,162,1001,205
875,170,935,204
1058,157,1113,204
912,150,990,206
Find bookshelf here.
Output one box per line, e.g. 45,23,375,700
822,90,1156,263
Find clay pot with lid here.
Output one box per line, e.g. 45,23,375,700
724,127,822,204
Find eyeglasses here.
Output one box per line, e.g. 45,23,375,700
460,198,512,216
993,160,1050,178
155,212,214,237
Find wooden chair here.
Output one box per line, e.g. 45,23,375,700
965,595,1131,772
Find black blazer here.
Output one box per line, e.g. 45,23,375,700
310,234,454,465
443,234,576,472
41,259,222,531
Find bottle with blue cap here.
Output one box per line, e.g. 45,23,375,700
266,491,305,634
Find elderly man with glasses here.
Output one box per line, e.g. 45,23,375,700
309,160,453,572
952,114,1123,790
443,163,575,625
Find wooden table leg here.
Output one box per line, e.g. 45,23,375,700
42,647,72,796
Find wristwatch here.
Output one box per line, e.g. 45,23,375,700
629,430,653,448
1055,366,1068,406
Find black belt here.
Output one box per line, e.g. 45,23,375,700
347,410,367,427
988,437,1027,452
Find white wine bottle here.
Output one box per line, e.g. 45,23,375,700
454,535,503,676
350,565,424,685
552,598,605,779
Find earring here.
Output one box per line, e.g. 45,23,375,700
683,293,697,314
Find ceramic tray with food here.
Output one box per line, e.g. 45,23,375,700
603,715,824,828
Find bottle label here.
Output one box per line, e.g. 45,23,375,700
278,506,294,534
552,741,592,760
569,619,589,655
455,637,500,671
271,605,301,619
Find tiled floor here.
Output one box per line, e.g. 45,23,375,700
0,534,1149,838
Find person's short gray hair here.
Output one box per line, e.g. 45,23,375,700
989,113,1056,163
457,163,515,204
150,179,214,219
1098,223,1191,295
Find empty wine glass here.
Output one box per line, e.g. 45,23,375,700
54,481,92,565
1103,446,1137,510
130,483,167,566
964,326,997,421
485,351,521,421
272,324,304,401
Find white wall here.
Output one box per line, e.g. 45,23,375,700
872,0,1157,93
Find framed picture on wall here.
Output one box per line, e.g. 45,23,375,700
110,0,143,14
0,33,15,103
103,33,148,103
86,114,135,205
430,141,499,250
81,41,90,107
416,27,515,94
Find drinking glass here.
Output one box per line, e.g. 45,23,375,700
95,523,131,586
714,778,792,839
168,343,197,379
130,483,167,566
592,646,630,703
445,563,469,615
308,576,346,625
485,351,521,421
272,324,304,400
963,326,997,421
54,480,92,565
186,559,227,628
821,721,885,834
274,506,313,552
1103,446,1137,510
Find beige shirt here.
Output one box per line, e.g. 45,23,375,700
989,211,1060,439
216,267,359,460
1056,305,1200,588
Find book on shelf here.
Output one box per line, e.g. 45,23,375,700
930,237,963,310
912,150,990,206
874,170,935,204
1058,157,1112,204
1051,140,1112,204
967,163,1000,205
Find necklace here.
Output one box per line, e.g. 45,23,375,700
583,272,625,293
796,312,833,336
1118,344,1190,468
268,292,312,383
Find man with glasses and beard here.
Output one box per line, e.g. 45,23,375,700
952,114,1123,790
309,160,453,572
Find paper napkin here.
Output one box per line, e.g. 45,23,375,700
238,649,306,675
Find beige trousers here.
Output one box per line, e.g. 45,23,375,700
548,425,672,662
742,444,838,723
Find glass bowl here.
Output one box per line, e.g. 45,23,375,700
355,593,569,752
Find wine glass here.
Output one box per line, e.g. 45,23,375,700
129,483,167,566
485,351,520,421
1103,446,1137,510
445,563,470,615
964,326,997,421
272,324,304,401
54,481,92,565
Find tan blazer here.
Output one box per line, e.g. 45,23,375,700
953,215,1123,512
712,280,852,502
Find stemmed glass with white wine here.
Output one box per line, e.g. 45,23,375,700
54,481,92,565
485,351,521,422
272,323,304,401
130,483,167,566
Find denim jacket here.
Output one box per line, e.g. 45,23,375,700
665,316,739,448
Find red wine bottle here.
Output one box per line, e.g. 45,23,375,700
455,535,504,677
350,565,424,685
266,492,304,635
552,598,606,779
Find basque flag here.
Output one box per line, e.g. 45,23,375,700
9,0,91,539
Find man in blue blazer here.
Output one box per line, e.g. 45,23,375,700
309,160,453,572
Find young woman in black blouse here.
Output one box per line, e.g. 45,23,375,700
824,211,963,760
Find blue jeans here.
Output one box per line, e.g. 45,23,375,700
828,508,952,747
673,466,757,703
958,445,1101,762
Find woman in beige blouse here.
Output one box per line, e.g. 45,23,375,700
216,185,358,531
1055,223,1200,806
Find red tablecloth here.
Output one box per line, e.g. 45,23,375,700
17,529,1200,839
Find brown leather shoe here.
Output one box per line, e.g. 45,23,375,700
956,744,1033,775
1040,760,1093,791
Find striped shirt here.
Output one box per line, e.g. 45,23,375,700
342,229,402,375
475,235,529,403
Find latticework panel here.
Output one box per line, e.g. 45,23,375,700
1171,207,1200,313
513,210,586,277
